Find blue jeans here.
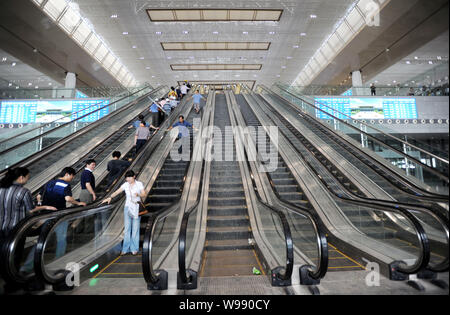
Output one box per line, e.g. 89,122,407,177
55,221,69,258
122,207,140,253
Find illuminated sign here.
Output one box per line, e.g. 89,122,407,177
0,99,109,124
314,97,418,120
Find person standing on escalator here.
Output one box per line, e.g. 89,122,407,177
102,170,147,256
79,159,96,204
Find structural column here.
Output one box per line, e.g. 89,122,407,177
63,72,76,98
351,70,364,96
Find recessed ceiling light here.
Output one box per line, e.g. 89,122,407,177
276,74,281,77
414,56,419,60
437,56,442,60
282,66,286,69
139,57,144,60
300,33,306,36
111,14,118,18
35,86,39,89
11,62,16,67
293,45,300,48
156,31,162,35
428,61,433,64
122,32,128,35
8,83,12,87
310,14,317,19
242,31,249,35
28,83,32,86
146,67,150,70
406,61,411,64
183,31,189,34
15,86,19,89
132,45,137,49
269,32,275,35
2,57,7,62
213,31,219,35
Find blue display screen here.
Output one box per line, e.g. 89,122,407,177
0,101,38,123
72,100,110,122
0,99,109,124
314,97,418,120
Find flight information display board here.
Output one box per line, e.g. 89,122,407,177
314,97,418,120
0,98,109,124
72,99,110,122
0,101,38,123
315,98,351,119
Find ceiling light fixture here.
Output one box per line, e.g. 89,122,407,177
156,31,162,35
310,14,317,19
122,32,128,35
300,33,306,36
242,31,249,35
11,62,16,67
111,14,118,18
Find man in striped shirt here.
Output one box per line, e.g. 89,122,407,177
0,168,56,238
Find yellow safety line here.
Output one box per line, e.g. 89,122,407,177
113,263,142,265
199,233,209,277
328,266,363,270
252,249,266,276
93,256,121,279
204,264,265,268
395,239,446,259
100,273,143,275
328,243,366,270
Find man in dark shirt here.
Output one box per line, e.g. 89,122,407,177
38,167,86,258
107,151,131,186
79,159,96,204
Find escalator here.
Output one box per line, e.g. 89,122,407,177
199,92,263,277
262,86,449,205
91,109,197,280
253,89,448,269
241,89,448,276
236,94,364,272
0,89,197,293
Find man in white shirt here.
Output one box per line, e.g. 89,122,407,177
180,83,189,99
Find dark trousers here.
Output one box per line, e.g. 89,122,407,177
136,139,147,155
150,112,160,127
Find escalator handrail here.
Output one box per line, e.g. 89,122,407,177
231,91,327,281
260,93,449,271
177,160,206,284
261,84,449,183
33,89,199,286
271,83,449,165
0,85,162,175
247,90,434,275
258,85,450,199
145,87,210,287
177,90,215,285
0,88,185,285
0,86,150,147
30,96,166,197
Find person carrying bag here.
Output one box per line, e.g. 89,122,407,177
102,170,147,255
